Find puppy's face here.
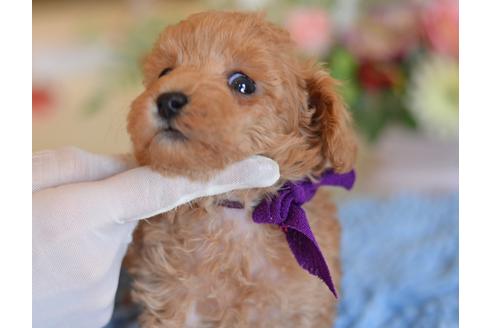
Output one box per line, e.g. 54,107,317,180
128,12,356,181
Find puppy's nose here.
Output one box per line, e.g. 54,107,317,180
156,92,188,120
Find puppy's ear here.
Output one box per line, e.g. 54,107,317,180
306,66,357,173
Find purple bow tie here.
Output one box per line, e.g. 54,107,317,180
252,169,356,297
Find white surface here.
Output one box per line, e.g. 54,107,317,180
356,127,458,196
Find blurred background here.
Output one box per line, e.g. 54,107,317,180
33,0,458,327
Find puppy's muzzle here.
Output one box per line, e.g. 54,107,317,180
156,92,188,120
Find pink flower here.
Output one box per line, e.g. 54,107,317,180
285,8,332,57
344,4,420,61
421,0,458,57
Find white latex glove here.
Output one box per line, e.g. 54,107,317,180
32,147,279,328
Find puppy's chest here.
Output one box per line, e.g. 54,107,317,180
178,205,285,280
217,207,260,239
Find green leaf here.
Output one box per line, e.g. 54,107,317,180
328,46,358,81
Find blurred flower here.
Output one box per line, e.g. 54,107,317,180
32,86,55,117
344,4,420,61
358,61,403,91
406,55,458,139
285,8,332,57
421,0,458,57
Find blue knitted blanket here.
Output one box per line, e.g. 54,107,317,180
335,192,458,328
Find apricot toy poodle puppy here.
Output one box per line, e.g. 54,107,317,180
126,11,357,328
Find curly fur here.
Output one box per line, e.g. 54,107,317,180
126,11,357,327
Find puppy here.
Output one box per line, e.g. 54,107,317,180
126,11,357,328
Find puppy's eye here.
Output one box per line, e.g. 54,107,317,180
228,72,256,95
159,67,173,78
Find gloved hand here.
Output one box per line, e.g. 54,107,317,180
32,147,279,328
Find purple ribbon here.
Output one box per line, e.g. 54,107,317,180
252,169,356,297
